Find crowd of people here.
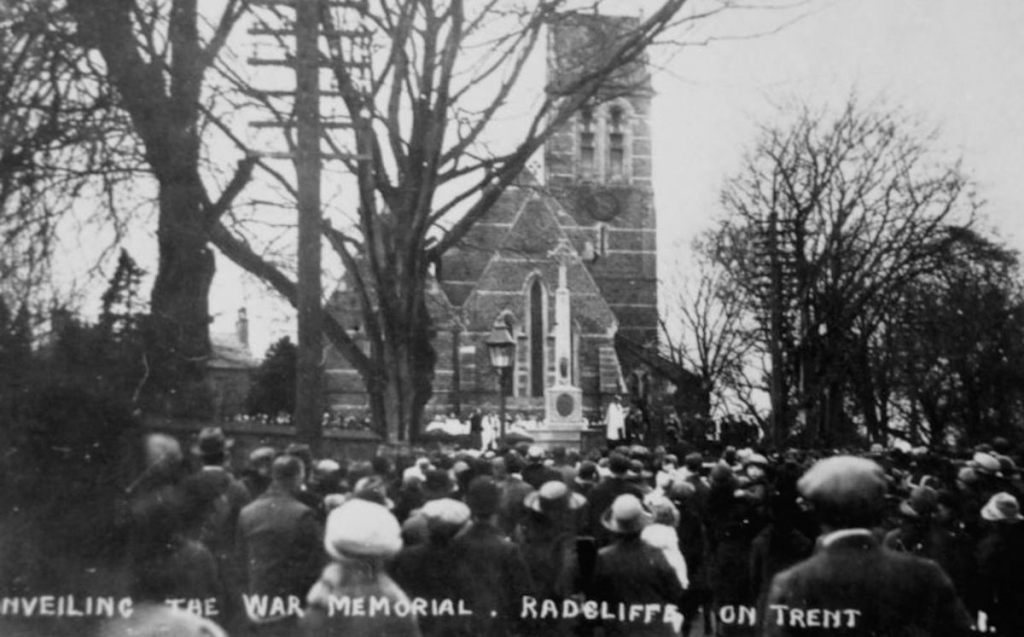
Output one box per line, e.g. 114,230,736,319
4,395,1024,637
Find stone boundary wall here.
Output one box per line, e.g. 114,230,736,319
141,416,383,465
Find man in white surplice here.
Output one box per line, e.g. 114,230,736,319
605,395,626,442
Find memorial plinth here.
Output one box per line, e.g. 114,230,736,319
536,238,587,449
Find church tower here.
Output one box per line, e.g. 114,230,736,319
544,13,659,356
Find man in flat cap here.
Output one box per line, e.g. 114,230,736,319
762,456,972,637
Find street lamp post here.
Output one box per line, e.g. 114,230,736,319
485,323,516,444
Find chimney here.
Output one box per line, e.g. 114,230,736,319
236,308,249,350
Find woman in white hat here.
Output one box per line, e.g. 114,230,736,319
301,499,420,637
976,492,1024,636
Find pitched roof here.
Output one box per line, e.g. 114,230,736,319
209,333,258,370
455,189,617,335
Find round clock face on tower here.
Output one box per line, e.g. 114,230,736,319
585,189,622,221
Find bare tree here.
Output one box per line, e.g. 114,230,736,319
660,254,756,419
708,97,979,445
206,0,715,441
874,228,1024,447
0,0,135,313
65,0,256,415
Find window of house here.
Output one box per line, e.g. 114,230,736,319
609,106,625,177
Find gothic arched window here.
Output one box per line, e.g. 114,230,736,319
579,107,596,171
528,277,546,397
608,105,626,177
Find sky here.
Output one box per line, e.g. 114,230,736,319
196,0,1024,356
651,0,1024,260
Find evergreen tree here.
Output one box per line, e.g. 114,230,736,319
0,298,33,395
99,249,147,339
246,337,297,420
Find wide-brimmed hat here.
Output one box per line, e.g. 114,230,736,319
982,492,1024,523
899,485,938,519
601,494,653,535
525,480,586,513
315,458,341,476
527,446,546,462
325,499,402,559
744,453,769,468
193,427,233,458
971,452,1003,477
247,446,277,465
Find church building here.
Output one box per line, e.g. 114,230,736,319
324,12,659,442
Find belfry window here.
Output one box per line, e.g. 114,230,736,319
609,106,625,177
580,107,596,170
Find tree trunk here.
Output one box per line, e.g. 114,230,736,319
146,176,215,417
67,0,219,418
374,279,436,442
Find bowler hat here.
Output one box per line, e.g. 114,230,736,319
194,427,233,458
608,452,631,475
423,469,457,499
601,494,653,535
